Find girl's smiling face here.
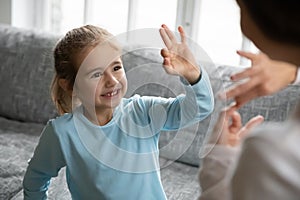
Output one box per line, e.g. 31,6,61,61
74,43,128,112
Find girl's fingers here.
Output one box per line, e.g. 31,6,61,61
161,24,177,44
163,57,171,66
178,26,186,44
160,48,170,58
160,24,187,49
161,49,172,67
159,28,172,49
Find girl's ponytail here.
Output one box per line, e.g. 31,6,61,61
50,76,72,115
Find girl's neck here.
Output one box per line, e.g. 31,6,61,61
83,106,114,126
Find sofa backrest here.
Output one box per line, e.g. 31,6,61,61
0,24,61,124
216,65,300,124
123,48,300,167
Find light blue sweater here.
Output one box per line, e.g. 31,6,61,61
23,70,214,200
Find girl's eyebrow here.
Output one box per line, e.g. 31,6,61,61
85,67,103,76
110,60,122,67
85,61,122,75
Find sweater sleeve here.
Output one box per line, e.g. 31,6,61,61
23,121,66,200
198,145,239,200
231,133,300,200
145,68,214,131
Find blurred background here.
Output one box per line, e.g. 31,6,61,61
0,0,259,67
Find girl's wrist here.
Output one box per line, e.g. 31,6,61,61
184,69,201,85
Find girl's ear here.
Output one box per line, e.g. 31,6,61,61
58,78,73,96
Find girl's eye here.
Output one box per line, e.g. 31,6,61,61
113,66,122,71
91,72,103,78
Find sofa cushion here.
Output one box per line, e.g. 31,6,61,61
0,117,43,199
0,24,60,124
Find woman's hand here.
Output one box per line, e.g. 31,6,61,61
159,24,200,84
210,106,264,147
222,51,298,109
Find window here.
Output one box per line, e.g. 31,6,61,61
52,0,177,35
196,0,242,66
10,0,256,66
84,0,129,35
135,0,177,30
58,0,85,34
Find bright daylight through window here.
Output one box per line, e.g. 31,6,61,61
11,0,257,67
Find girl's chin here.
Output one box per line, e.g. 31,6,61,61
97,98,122,109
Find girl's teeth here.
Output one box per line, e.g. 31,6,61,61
106,90,118,97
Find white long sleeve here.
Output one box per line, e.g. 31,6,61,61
198,145,239,200
231,121,300,200
199,117,300,200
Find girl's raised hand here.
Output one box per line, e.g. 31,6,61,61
159,24,200,84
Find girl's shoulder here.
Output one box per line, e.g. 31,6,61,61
43,113,78,141
50,112,73,122
48,113,74,130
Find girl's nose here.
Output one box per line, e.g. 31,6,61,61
104,73,118,87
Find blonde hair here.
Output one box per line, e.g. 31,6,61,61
51,25,113,115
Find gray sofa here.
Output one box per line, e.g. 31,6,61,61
1,24,299,200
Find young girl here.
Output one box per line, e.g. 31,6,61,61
23,24,214,199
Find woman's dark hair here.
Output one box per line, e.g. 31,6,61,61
241,0,300,46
